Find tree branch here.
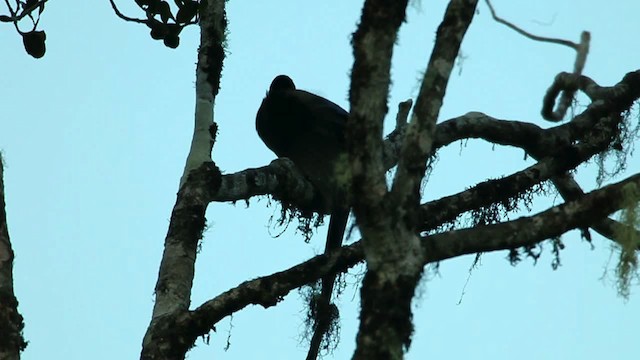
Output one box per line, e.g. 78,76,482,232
419,71,640,241
391,0,478,211
424,173,640,261
421,116,616,231
0,153,27,359
141,0,228,358
485,0,579,49
108,0,146,24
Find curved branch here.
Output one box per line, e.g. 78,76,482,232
390,0,478,213
421,120,615,231
485,0,578,49
543,71,640,121
108,0,146,24
141,0,228,358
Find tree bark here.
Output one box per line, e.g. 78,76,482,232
0,154,27,360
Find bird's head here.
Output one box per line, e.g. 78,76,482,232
269,75,296,92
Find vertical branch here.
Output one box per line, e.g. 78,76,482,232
350,1,477,359
179,1,225,186
391,0,477,211
0,154,27,359
348,0,407,266
142,0,227,359
348,1,417,359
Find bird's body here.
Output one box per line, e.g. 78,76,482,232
256,75,349,360
256,75,348,212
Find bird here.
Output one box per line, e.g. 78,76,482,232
256,75,349,360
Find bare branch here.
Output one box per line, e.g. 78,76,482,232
348,0,421,357
391,0,478,211
484,0,591,122
348,0,408,221
141,0,228,358
485,0,578,49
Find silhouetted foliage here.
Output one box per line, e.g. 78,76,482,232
1,0,48,58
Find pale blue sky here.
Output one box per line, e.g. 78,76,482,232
1,1,638,359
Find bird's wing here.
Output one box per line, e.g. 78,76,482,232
291,90,348,144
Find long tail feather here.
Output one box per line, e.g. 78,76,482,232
306,208,349,360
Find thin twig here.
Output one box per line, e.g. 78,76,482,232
485,0,577,49
108,0,146,24
485,0,590,122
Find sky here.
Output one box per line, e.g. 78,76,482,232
1,0,639,359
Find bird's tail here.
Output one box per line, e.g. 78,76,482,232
306,208,349,360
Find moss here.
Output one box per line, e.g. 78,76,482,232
613,183,640,300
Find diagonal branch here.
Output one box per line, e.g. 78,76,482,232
141,0,227,359
391,0,478,211
485,0,578,49
424,173,640,261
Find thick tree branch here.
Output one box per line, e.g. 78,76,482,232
0,154,27,360
348,0,420,358
485,0,579,49
348,0,407,230
108,0,146,24
424,173,640,261
141,1,227,359
421,119,615,231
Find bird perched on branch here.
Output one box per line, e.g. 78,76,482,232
256,75,349,360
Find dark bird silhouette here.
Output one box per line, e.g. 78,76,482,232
256,75,349,360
